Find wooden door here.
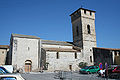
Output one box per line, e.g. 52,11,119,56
25,63,31,72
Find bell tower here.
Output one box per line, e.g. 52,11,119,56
70,8,97,65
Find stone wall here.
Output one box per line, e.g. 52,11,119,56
11,37,40,72
0,49,8,65
45,51,82,72
71,8,96,66
41,43,83,72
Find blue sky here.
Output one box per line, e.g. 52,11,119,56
0,0,120,48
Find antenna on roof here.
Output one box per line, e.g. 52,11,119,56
80,0,84,8
81,5,83,8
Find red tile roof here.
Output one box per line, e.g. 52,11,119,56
0,45,9,49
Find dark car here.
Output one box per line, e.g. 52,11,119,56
106,65,120,79
112,66,120,73
79,66,99,74
0,66,10,74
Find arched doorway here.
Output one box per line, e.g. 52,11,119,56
25,60,32,72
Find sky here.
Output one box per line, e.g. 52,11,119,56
0,0,120,48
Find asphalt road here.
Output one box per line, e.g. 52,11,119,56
21,72,118,80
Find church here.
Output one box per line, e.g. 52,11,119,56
7,8,120,73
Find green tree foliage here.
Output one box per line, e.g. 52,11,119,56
78,62,87,68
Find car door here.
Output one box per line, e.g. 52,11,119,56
94,66,99,72
89,66,95,73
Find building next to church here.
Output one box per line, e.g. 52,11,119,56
0,45,9,66
93,47,120,68
6,8,120,72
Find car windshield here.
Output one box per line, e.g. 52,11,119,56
82,66,90,69
0,67,10,73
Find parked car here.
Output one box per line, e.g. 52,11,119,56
2,65,13,73
0,74,25,80
105,65,120,79
79,66,100,74
112,66,120,73
0,66,10,74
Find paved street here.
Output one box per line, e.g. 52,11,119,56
21,72,118,80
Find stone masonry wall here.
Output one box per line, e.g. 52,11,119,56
12,37,39,72
45,51,83,72
0,49,7,65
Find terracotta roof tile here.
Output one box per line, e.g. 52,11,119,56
12,34,40,39
0,45,9,49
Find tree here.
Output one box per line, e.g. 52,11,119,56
78,62,87,68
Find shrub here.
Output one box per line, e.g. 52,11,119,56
78,62,87,68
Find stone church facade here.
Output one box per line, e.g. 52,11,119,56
7,8,120,72
8,8,96,72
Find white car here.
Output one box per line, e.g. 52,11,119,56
0,74,25,80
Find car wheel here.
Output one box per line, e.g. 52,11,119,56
96,71,99,74
88,71,90,74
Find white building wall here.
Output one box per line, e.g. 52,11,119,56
12,37,39,72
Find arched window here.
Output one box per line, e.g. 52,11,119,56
87,25,91,34
56,52,59,59
75,52,77,59
84,10,86,14
90,11,92,16
90,56,92,62
76,26,79,36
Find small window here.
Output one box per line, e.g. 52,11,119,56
90,49,92,51
84,10,86,14
90,11,92,15
90,56,92,62
2,51,4,54
69,65,72,71
90,66,95,69
87,25,91,34
56,52,59,59
76,26,79,36
28,47,30,51
75,52,77,59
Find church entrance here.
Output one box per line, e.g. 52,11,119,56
25,60,32,72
